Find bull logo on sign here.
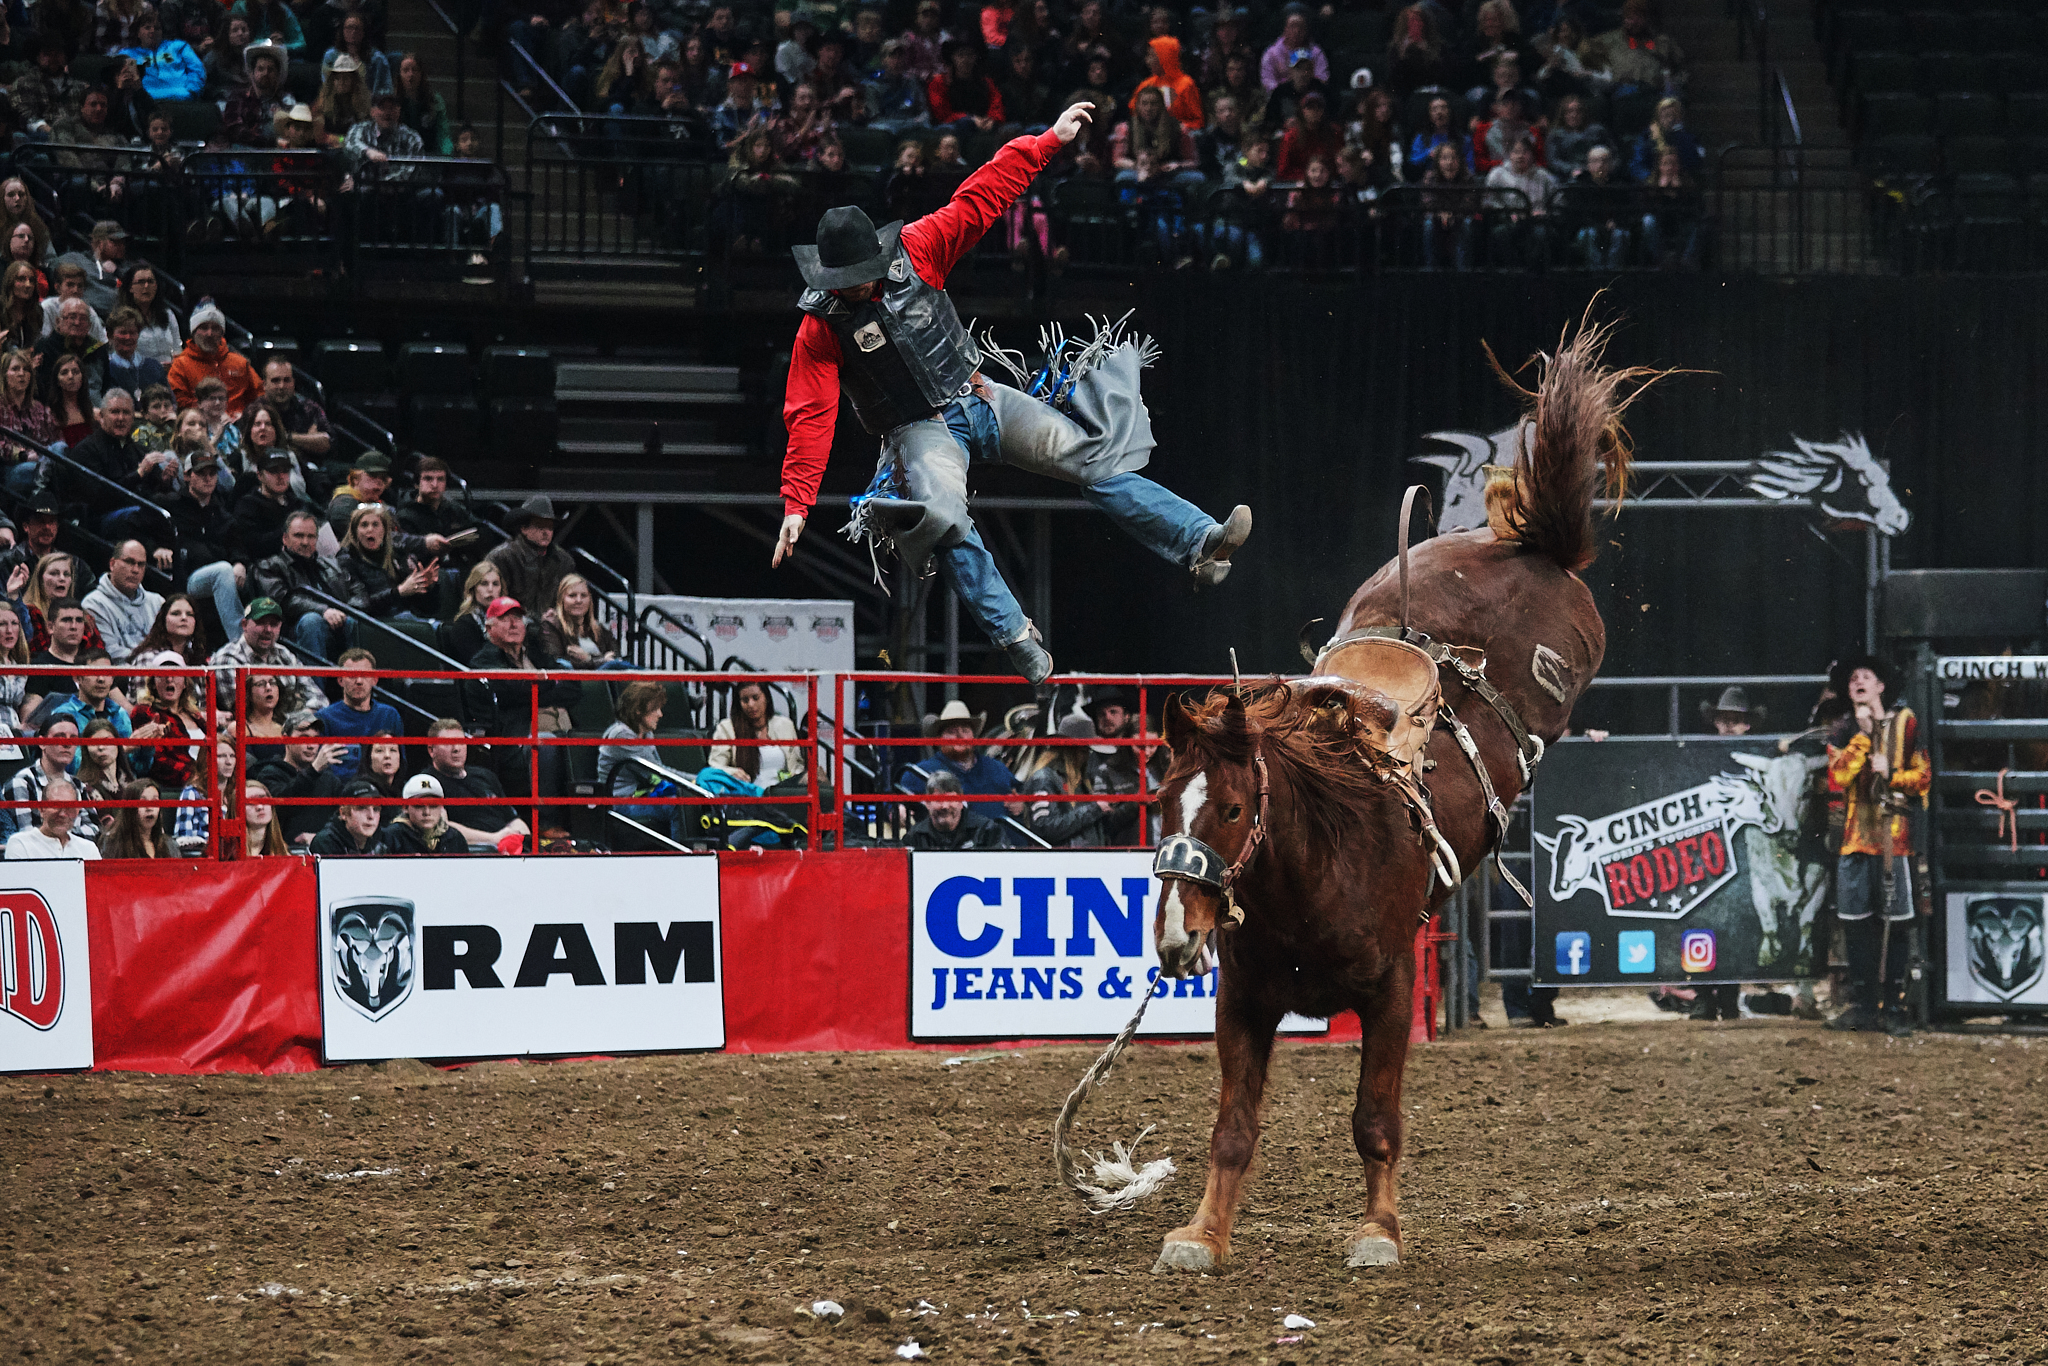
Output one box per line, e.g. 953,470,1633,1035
1966,897,2046,1001
1535,773,1769,919
709,614,744,642
331,898,416,1022
761,615,795,642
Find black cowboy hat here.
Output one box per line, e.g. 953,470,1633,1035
505,493,558,527
793,205,904,290
1085,685,1133,716
1697,685,1766,724
1828,654,1895,700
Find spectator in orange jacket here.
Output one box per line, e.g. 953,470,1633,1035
166,304,261,420
1134,35,1204,130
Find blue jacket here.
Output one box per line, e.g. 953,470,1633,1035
119,41,208,101
106,351,168,402
903,753,1015,797
316,698,403,780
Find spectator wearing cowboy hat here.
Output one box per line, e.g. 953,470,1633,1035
381,771,468,855
483,494,575,630
903,769,1003,850
902,697,1017,797
1700,685,1763,736
1016,709,1115,847
1824,654,1928,1036
1083,685,1163,846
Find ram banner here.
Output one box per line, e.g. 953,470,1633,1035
0,862,92,1072
318,856,725,1062
910,851,1326,1041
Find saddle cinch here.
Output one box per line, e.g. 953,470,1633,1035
1301,486,1541,908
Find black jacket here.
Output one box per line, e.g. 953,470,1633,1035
228,489,318,565
381,816,468,855
905,810,1005,851
336,539,430,619
55,427,147,521
251,757,343,843
168,489,236,568
395,490,475,542
308,814,385,856
254,548,366,624
462,642,583,736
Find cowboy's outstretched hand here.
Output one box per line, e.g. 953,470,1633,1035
772,513,805,566
1051,102,1095,145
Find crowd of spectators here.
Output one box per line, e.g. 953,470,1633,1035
0,281,701,858
530,0,1708,270
883,685,1161,850
0,2,498,259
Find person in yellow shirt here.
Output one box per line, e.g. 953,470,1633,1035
1823,656,1929,1034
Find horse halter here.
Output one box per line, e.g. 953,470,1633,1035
1152,744,1271,927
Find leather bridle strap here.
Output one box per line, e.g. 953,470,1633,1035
1220,745,1271,900
1397,484,1432,637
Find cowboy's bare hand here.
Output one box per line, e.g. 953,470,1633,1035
1051,101,1095,145
772,513,805,567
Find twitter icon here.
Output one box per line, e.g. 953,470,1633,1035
1618,930,1656,974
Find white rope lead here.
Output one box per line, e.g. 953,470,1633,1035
1051,985,1177,1214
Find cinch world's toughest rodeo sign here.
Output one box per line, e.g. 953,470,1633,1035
1533,739,1834,985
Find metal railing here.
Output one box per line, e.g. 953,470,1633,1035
523,113,719,263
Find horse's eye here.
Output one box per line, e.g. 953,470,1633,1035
1224,804,1244,822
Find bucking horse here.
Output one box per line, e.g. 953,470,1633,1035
1054,317,1660,1273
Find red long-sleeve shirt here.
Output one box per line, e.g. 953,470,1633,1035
780,127,1062,519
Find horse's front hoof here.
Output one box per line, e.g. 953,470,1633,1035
1154,1240,1219,1274
1344,1234,1401,1268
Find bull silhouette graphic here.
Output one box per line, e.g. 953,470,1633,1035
1966,897,2045,1001
331,898,417,1022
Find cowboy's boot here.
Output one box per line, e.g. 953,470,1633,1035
1191,505,1252,589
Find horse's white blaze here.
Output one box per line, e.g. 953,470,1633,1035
1178,772,1209,837
1158,773,1209,956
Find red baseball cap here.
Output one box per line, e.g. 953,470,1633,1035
729,60,757,79
485,596,524,620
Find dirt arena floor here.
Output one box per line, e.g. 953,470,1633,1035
7,998,2047,1366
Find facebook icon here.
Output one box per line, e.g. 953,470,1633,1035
1555,931,1592,976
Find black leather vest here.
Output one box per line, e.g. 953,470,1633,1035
797,245,978,435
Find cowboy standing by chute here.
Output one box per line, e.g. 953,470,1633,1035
770,100,1252,685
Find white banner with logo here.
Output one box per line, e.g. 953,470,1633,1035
0,862,93,1072
1945,890,2048,1007
319,856,725,1062
640,595,855,720
911,851,1326,1041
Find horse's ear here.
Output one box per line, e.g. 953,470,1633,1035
1163,696,1198,754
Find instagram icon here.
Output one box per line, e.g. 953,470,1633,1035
1680,930,1717,974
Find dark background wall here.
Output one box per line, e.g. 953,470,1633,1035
249,275,2048,727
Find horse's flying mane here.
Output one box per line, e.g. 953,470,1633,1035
1168,681,1398,852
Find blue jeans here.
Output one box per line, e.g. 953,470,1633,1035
186,560,241,633
930,396,1217,648
1836,850,1912,922
290,609,349,661
1575,223,1630,269
3,458,40,499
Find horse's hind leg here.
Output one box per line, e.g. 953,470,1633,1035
1154,989,1282,1274
1345,968,1415,1268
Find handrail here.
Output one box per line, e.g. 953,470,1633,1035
300,585,473,672
0,423,175,530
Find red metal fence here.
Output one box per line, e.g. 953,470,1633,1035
0,666,1254,856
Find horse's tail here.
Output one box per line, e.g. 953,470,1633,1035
1491,306,1667,572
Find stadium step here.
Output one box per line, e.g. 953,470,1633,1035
544,358,763,488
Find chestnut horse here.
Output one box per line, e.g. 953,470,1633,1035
1145,322,1654,1273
